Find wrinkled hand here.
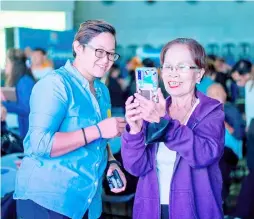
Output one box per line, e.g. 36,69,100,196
107,162,126,193
125,96,143,134
1,104,7,121
134,88,166,123
98,117,126,139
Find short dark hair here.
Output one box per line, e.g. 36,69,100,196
160,38,207,71
73,20,116,58
142,58,155,67
33,48,46,55
231,59,252,75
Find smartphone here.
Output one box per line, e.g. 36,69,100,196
135,67,159,102
106,169,124,189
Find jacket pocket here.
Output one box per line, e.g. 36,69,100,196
133,196,143,219
171,190,198,219
15,158,37,193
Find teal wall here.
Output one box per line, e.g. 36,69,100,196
2,1,74,12
74,1,254,59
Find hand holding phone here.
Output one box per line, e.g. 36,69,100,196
107,169,124,189
135,67,159,102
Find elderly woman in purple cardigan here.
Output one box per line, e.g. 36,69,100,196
121,38,225,219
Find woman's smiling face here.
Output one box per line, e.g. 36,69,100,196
161,44,204,98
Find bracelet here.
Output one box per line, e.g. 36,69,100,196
81,128,87,145
108,160,122,168
95,124,102,139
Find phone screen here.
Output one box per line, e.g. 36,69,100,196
135,67,159,102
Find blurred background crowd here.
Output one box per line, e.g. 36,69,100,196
1,1,254,219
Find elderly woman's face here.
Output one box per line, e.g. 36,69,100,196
161,44,204,97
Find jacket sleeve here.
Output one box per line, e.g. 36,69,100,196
121,123,154,177
163,107,225,168
2,77,35,116
25,74,68,158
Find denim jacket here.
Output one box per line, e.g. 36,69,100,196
14,60,111,219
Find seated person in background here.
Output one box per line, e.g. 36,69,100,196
231,59,254,130
1,48,36,139
196,55,216,94
124,56,143,97
207,83,245,157
207,83,245,214
230,62,254,219
106,64,126,116
230,59,252,112
197,55,231,97
31,48,53,80
213,56,232,75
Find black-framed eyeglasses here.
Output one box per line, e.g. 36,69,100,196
83,44,120,61
160,64,200,74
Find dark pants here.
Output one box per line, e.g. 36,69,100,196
233,120,254,219
219,147,238,214
161,205,169,219
16,199,89,219
233,169,254,219
1,192,16,219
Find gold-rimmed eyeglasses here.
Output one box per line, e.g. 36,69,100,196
160,64,200,74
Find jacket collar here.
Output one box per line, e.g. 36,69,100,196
166,91,223,129
64,59,101,90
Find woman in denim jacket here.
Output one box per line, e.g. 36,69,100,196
14,20,127,219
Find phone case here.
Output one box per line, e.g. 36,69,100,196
112,169,124,188
107,175,116,189
107,170,124,189
135,67,159,102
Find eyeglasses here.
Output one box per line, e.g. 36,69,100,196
83,44,120,61
160,64,200,74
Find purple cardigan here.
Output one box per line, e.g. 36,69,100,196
121,91,225,219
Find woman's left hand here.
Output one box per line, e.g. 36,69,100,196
134,88,166,123
107,162,127,193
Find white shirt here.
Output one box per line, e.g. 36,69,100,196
32,67,53,80
156,98,200,204
245,80,254,128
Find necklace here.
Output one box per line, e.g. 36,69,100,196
169,96,197,125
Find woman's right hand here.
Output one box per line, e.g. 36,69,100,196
125,96,143,134
98,117,126,139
